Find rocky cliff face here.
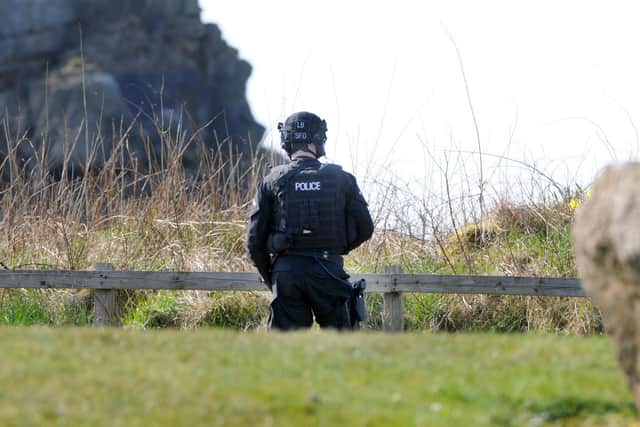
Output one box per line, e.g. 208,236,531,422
0,0,264,179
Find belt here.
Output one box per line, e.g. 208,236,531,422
281,249,343,265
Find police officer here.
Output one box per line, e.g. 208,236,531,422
247,111,374,330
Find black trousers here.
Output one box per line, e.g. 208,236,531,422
269,255,353,331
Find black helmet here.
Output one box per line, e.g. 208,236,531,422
277,111,327,158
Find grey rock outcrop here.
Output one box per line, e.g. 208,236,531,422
573,163,640,408
0,0,264,179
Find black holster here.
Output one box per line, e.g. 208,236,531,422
349,278,367,327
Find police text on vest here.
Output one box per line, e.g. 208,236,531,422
295,181,321,191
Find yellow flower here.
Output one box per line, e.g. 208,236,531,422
585,188,593,199
568,199,579,210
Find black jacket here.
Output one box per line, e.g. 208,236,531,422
246,157,374,285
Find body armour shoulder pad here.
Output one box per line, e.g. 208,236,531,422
265,164,291,186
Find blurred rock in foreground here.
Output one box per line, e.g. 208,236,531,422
0,0,264,179
573,162,640,408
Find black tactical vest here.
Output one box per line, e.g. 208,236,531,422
274,163,347,253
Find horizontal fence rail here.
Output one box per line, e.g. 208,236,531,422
0,270,584,296
0,264,585,330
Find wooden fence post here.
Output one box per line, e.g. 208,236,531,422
93,263,119,327
383,265,404,332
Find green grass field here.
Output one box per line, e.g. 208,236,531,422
0,327,635,427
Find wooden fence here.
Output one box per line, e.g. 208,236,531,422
0,263,584,331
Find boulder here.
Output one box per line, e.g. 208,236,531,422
28,62,130,177
573,163,640,408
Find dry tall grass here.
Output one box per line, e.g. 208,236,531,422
0,103,600,333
